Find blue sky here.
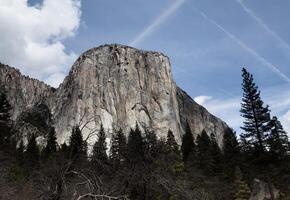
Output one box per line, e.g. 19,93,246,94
1,0,290,133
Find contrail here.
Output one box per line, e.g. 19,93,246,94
130,0,186,47
236,0,290,52
188,5,290,82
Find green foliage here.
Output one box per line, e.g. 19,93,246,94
42,127,58,160
196,130,213,174
209,133,222,174
181,121,195,162
127,123,144,164
110,128,127,165
171,163,185,175
144,130,158,160
233,167,251,200
25,134,40,168
19,103,52,133
268,116,290,161
240,68,271,153
222,128,240,178
69,125,86,159
0,89,12,148
92,123,107,162
167,129,179,153
59,142,69,158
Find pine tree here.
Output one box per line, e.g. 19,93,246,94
233,167,251,200
25,134,40,168
42,127,58,160
210,133,222,174
69,125,85,159
196,130,213,174
166,130,179,153
165,130,183,176
60,142,69,158
110,128,127,164
0,89,12,148
92,124,107,162
240,68,271,152
222,128,240,178
181,122,195,162
127,123,144,164
144,130,158,160
268,116,289,161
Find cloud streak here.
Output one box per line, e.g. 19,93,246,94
236,0,290,53
130,0,186,47
187,4,290,82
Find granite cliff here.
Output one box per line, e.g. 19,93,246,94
0,44,228,147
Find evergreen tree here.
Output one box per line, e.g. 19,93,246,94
166,130,179,153
92,124,107,162
210,133,222,174
196,130,213,174
181,122,195,162
268,116,289,161
233,167,251,200
222,128,240,178
0,89,12,148
110,128,127,164
144,130,158,160
69,125,85,159
240,68,271,153
25,134,40,168
127,123,144,164
42,127,58,160
165,130,183,176
60,142,69,158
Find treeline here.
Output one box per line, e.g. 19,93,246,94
0,68,290,199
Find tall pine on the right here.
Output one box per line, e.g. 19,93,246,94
240,68,271,153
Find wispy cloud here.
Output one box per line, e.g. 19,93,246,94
187,4,290,83
236,0,290,53
194,95,212,105
130,0,186,47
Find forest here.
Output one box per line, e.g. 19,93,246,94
0,68,289,200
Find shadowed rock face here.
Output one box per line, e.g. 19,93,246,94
0,64,54,119
0,44,228,147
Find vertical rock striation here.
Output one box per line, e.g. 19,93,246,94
0,44,229,147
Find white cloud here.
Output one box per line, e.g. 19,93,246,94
194,95,212,105
195,95,242,131
0,0,81,87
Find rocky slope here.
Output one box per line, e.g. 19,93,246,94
0,64,54,120
0,44,228,147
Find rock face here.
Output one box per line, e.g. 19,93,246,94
177,87,227,145
0,44,228,147
0,64,54,120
